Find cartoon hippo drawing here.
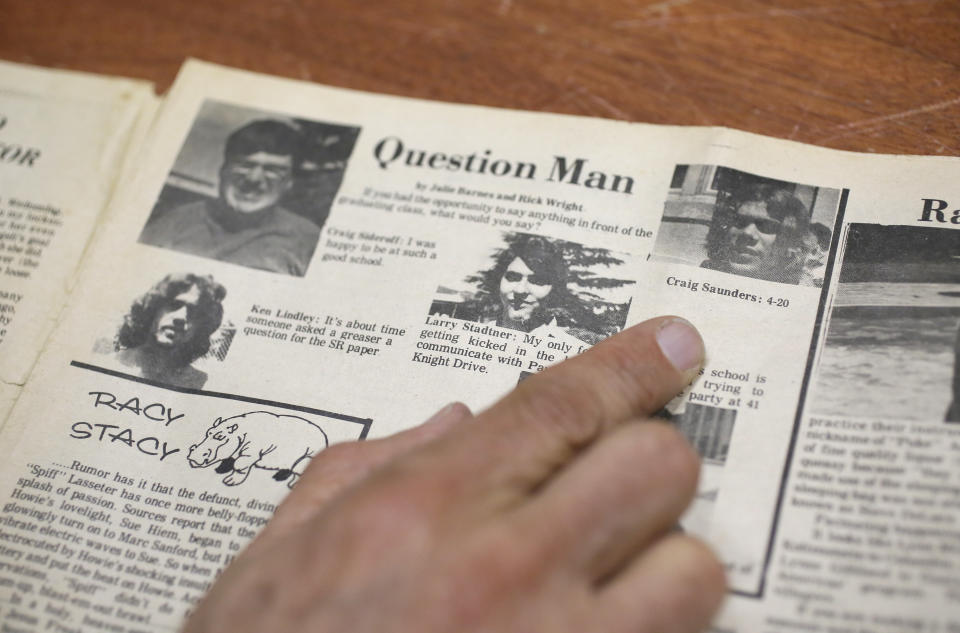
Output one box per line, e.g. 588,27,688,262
187,410,329,488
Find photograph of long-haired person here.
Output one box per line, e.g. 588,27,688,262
429,232,635,345
811,224,960,422
652,165,841,287
94,273,235,390
139,100,359,277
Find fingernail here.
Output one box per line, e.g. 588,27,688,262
656,318,704,372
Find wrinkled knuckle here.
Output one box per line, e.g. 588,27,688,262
608,336,656,378
517,376,603,445
602,341,659,402
340,483,433,545
625,371,661,415
431,528,544,627
453,525,545,593
519,374,575,416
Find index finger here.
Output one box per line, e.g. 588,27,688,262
396,316,704,508
480,316,703,483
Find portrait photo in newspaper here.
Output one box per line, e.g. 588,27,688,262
811,223,960,422
139,100,360,277
657,402,736,465
652,165,841,287
428,231,635,346
652,401,736,534
93,272,236,390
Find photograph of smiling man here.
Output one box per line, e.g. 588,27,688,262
652,165,841,287
139,101,359,277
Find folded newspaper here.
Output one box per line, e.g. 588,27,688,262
0,59,957,632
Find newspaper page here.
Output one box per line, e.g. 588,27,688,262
0,61,158,423
0,60,957,632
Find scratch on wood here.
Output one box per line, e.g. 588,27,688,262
298,61,312,81
556,80,626,120
814,97,960,147
645,54,710,124
534,90,577,112
822,123,960,154
283,0,312,30
646,56,677,91
917,129,959,154
566,81,631,120
788,76,825,140
644,0,694,14
831,96,960,132
583,92,631,120
386,18,457,41
612,0,939,28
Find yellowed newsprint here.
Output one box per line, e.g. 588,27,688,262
0,59,957,632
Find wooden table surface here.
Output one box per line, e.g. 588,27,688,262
2,0,958,156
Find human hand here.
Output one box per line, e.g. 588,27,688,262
184,316,726,633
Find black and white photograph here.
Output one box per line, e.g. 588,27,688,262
93,272,235,390
139,100,360,276
811,224,960,422
655,402,735,532
652,165,842,287
429,231,635,345
658,403,736,465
